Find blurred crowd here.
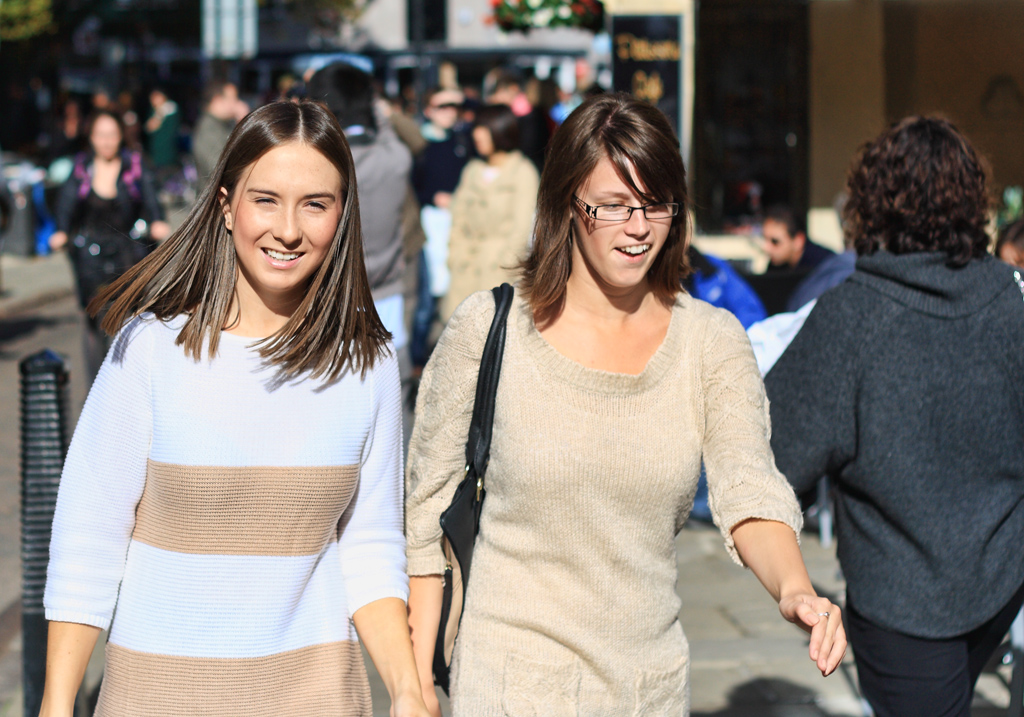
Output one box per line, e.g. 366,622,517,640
4,60,1024,385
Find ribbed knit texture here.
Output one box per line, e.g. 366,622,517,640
45,316,408,716
406,290,802,715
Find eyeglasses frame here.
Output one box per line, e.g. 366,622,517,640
572,195,680,222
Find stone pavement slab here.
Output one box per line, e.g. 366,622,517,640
0,253,75,319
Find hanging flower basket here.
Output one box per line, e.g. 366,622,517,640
489,0,604,34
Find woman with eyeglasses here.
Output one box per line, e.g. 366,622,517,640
405,93,846,716
439,103,539,322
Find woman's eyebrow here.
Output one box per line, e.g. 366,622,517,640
247,188,336,200
591,191,635,202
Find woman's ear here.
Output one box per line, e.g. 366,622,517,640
219,188,233,232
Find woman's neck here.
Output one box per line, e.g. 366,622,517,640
224,271,304,338
487,151,511,168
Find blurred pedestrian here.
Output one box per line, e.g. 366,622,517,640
406,93,845,716
48,97,84,162
39,101,431,717
996,218,1024,269
307,63,412,353
410,87,473,370
766,116,1024,717
115,89,142,150
486,70,550,171
761,205,834,272
192,80,248,193
48,109,169,382
684,245,766,329
440,103,538,321
145,87,180,169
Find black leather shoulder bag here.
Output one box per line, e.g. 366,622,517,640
432,282,514,695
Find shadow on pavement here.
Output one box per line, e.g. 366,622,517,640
692,677,843,717
0,315,63,349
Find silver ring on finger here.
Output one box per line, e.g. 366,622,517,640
817,612,830,617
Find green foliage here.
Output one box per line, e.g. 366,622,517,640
999,186,1023,228
0,0,54,41
491,0,603,33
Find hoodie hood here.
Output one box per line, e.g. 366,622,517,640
850,251,1018,319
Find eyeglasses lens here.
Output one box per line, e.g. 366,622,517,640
593,204,678,220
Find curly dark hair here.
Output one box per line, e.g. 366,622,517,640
843,116,990,266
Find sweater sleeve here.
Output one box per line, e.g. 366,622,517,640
700,309,803,566
763,291,860,495
338,348,410,613
44,318,154,629
405,291,494,575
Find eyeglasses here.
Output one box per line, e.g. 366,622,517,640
430,102,460,110
573,196,679,222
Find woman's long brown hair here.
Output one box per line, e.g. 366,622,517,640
91,100,389,381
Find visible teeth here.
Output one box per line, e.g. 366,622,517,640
620,245,650,255
265,248,300,261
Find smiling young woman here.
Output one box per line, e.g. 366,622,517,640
405,93,846,716
39,101,429,717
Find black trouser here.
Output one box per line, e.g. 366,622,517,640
848,580,1024,717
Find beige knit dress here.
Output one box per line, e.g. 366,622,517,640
406,289,803,716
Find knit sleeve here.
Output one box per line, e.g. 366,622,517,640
405,291,495,576
700,308,803,566
44,318,155,629
338,348,410,613
764,290,860,495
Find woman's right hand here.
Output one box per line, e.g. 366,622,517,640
49,231,68,250
38,622,102,717
408,575,444,717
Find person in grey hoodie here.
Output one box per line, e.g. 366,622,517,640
307,63,412,351
765,116,1024,717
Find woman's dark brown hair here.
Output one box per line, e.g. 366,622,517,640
844,116,990,266
91,100,389,381
474,103,520,154
519,92,690,324
84,109,126,149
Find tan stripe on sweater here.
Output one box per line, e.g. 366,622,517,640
95,641,371,716
133,460,359,556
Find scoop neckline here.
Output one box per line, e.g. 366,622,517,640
515,292,687,396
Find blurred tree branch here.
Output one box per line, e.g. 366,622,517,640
0,0,55,41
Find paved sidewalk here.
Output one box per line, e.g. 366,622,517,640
0,252,75,319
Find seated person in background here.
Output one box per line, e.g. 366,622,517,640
996,218,1024,269
785,244,857,313
683,246,766,328
762,205,834,272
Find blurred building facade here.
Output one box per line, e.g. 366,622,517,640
356,0,1024,241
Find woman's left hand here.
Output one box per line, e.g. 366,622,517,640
778,593,847,677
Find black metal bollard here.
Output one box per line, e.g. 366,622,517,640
20,350,70,717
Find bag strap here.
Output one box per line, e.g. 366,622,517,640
465,283,515,481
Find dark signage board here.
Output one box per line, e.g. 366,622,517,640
612,15,683,142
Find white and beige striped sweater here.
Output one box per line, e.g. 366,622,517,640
44,315,408,716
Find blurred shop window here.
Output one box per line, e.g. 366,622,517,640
408,0,447,43
693,0,809,235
